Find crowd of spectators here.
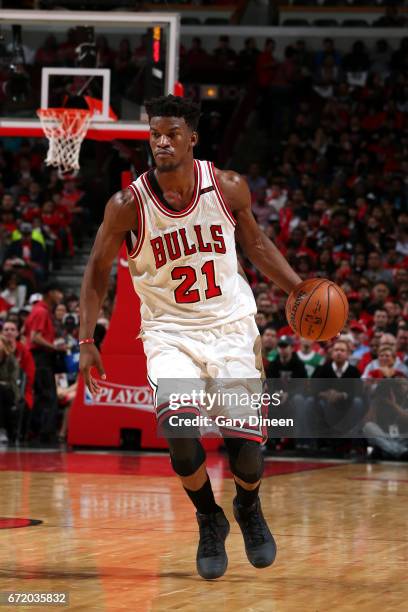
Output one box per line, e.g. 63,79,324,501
0,277,112,445
0,147,113,444
0,145,92,288
235,33,408,460
1,29,408,458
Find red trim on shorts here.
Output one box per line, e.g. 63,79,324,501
218,427,263,443
142,160,202,218
127,183,145,258
208,162,236,227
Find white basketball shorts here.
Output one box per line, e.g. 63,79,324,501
141,315,266,442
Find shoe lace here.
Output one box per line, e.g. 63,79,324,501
243,508,268,546
200,518,221,557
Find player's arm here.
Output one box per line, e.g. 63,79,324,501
79,189,137,394
215,169,302,293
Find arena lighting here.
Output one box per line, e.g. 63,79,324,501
200,85,219,100
153,26,161,63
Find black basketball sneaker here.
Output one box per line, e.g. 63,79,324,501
196,510,230,580
233,497,276,568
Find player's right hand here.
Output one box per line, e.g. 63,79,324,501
79,344,106,396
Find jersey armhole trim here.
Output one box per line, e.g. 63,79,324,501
127,183,145,259
208,161,236,227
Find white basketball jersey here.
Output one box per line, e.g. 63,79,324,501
126,159,256,331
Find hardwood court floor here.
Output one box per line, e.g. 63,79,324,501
0,450,407,611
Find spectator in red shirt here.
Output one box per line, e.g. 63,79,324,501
2,320,35,411
358,332,382,374
365,345,407,379
24,283,65,442
256,38,277,89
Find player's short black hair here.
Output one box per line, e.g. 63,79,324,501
145,95,201,131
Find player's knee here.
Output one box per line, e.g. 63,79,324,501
227,439,264,483
167,437,206,477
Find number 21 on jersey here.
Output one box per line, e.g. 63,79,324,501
171,260,222,304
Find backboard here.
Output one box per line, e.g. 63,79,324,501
0,9,180,141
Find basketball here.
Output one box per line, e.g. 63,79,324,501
285,278,349,341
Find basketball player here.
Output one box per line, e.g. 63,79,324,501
79,95,302,580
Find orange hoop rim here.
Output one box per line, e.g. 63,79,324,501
37,107,92,135
37,107,92,119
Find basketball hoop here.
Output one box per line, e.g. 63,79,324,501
37,107,92,177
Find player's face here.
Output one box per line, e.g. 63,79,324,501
149,117,197,172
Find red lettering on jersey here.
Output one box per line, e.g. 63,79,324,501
194,225,212,252
210,225,226,254
179,228,197,256
150,236,167,268
164,231,182,261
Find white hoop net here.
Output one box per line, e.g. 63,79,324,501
37,108,92,176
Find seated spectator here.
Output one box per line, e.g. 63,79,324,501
363,378,408,459
358,336,383,380
40,199,74,260
252,188,276,229
384,301,402,336
0,271,27,310
364,345,408,380
266,335,307,448
261,325,278,366
246,163,267,197
0,334,20,444
2,319,35,414
366,282,391,315
302,340,365,441
296,338,324,378
349,321,370,366
4,222,47,286
364,252,393,286
371,308,392,336
54,302,68,338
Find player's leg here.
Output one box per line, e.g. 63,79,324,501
160,414,230,579
208,316,276,567
224,436,276,568
143,331,229,579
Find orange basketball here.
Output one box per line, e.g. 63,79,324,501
285,278,349,341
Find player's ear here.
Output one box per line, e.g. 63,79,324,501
191,131,198,148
